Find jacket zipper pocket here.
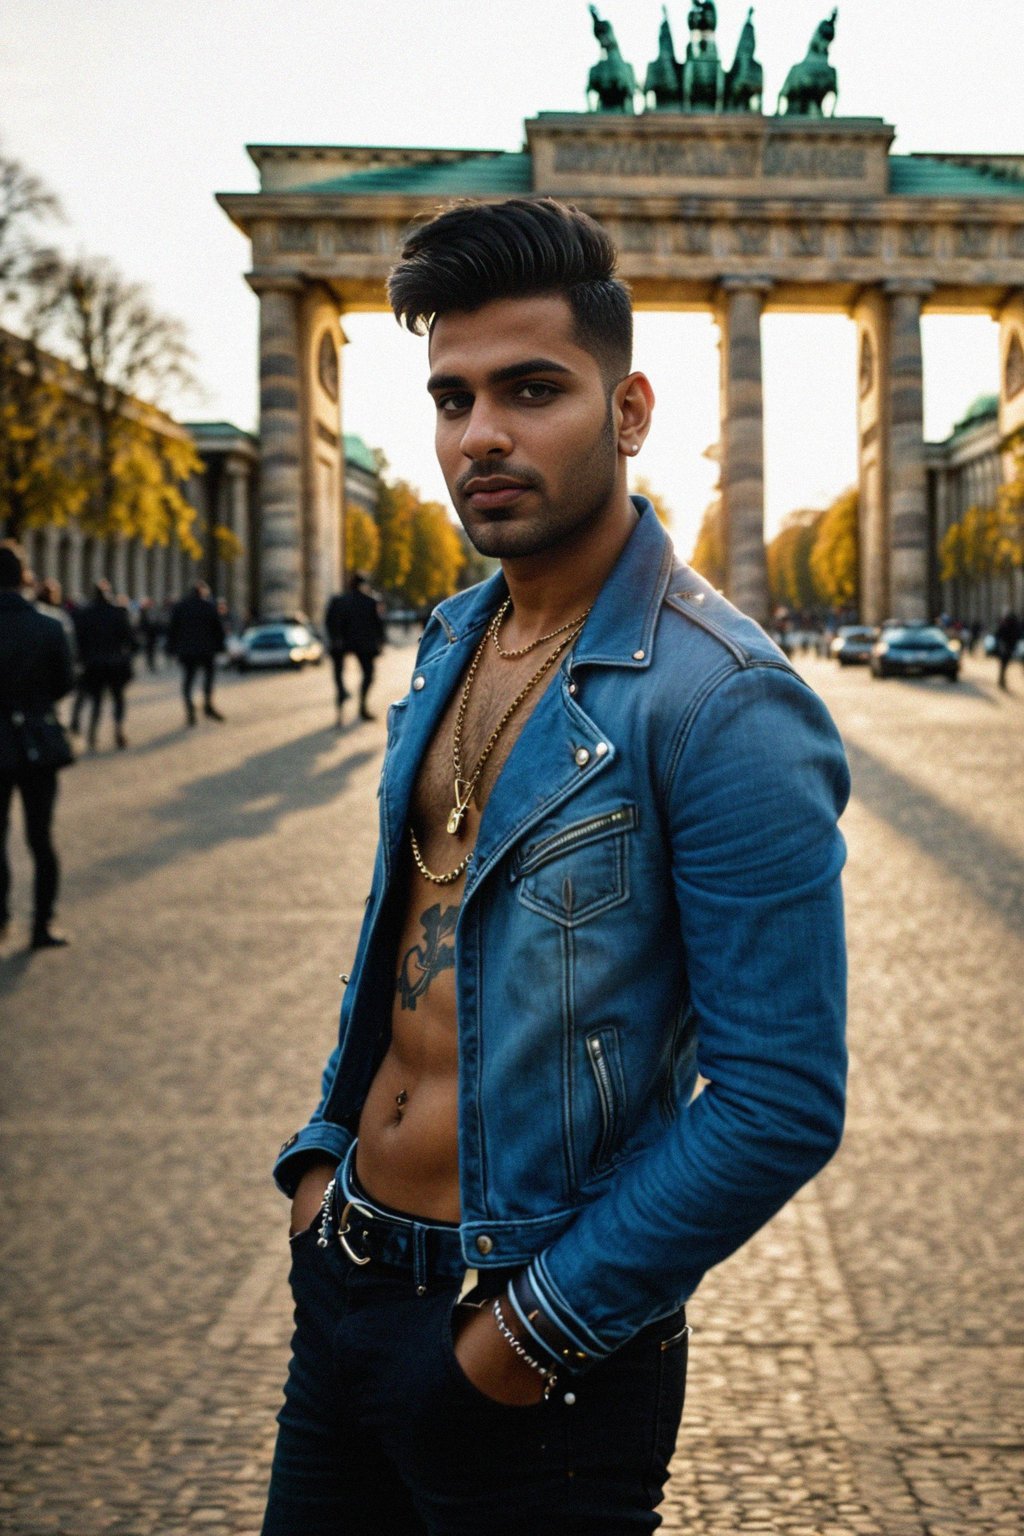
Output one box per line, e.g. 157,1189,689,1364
587,1031,620,1170
516,804,637,879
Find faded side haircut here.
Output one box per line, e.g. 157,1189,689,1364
387,198,633,386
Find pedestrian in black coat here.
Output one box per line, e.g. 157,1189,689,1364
994,611,1022,690
323,572,387,725
0,540,75,948
72,580,134,751
167,581,226,726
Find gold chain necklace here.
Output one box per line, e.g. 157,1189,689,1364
408,603,588,886
490,596,593,660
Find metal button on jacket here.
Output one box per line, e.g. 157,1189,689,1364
412,675,426,691
475,1234,494,1255
574,747,591,767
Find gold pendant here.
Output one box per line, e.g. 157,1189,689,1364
447,778,474,835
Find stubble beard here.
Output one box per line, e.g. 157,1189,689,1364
453,403,619,562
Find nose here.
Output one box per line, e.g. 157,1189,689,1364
459,400,513,461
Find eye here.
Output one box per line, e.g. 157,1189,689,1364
435,391,472,416
516,381,559,403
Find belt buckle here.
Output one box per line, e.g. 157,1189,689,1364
337,1199,372,1266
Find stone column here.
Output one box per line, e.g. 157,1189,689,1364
67,526,84,602
249,273,305,619
885,281,932,623
998,291,1024,442
853,289,888,625
717,280,770,624
226,458,251,623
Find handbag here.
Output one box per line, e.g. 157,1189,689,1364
0,710,75,772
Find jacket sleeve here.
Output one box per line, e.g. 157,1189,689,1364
509,661,850,1373
271,1041,354,1197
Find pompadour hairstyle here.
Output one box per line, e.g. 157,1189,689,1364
387,198,633,386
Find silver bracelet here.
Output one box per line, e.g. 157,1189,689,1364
492,1297,558,1399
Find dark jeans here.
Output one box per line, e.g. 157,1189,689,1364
331,649,376,712
0,767,60,931
181,657,216,711
262,1218,689,1534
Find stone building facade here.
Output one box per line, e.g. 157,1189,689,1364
926,395,1021,626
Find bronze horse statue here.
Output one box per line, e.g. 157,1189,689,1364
777,9,839,116
724,7,763,113
587,5,637,114
681,0,725,113
644,6,684,112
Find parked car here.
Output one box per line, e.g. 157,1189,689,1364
229,622,324,671
829,626,878,665
870,625,959,682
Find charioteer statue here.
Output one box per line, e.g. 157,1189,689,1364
594,4,837,120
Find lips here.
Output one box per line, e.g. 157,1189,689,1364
463,477,531,511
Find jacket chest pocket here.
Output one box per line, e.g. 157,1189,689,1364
510,804,636,929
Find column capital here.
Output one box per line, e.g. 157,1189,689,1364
246,269,305,297
718,276,774,296
882,279,935,300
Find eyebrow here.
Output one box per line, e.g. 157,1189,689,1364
426,358,573,394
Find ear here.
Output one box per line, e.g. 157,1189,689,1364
613,372,655,459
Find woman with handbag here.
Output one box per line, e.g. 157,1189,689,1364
0,541,75,950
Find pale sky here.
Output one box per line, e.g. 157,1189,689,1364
2,0,1021,552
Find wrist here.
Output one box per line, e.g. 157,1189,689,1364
491,1295,559,1399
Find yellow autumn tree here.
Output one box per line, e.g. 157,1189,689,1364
689,499,726,589
405,502,465,608
43,256,201,552
632,475,674,531
809,487,859,609
344,503,381,575
374,477,417,593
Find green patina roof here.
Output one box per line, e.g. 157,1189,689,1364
952,393,998,433
889,156,1024,198
344,433,380,476
292,153,532,198
288,150,1023,202
185,419,257,440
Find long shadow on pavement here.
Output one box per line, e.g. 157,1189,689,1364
843,735,1024,926
66,726,379,902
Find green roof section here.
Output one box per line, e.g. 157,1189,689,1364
890,155,1024,198
344,434,380,476
185,419,257,441
952,394,998,434
291,153,533,198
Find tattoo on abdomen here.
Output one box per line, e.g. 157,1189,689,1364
396,903,458,1011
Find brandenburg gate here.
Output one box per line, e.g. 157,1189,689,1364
217,7,1024,626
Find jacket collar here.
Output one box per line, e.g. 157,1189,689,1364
431,497,674,669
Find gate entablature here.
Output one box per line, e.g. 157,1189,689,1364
218,117,1024,623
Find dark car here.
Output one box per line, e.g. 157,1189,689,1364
229,622,324,671
829,626,877,665
870,625,959,682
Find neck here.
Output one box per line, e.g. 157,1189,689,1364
498,491,637,645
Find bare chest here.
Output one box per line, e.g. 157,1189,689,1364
411,638,563,848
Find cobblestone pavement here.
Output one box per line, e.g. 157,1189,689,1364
2,641,1021,1535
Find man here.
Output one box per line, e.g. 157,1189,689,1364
73,579,134,751
324,571,387,724
0,541,75,949
263,200,849,1534
166,580,226,726
993,609,1022,690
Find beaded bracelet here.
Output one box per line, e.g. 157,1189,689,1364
492,1297,559,1400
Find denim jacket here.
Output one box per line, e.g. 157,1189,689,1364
274,501,850,1373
